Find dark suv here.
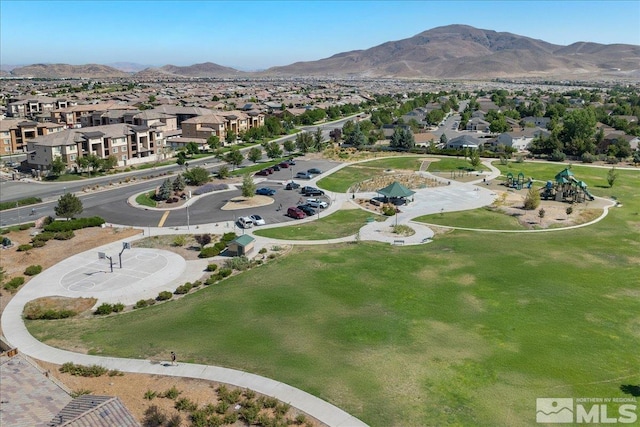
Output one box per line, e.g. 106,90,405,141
297,205,316,216
301,186,325,196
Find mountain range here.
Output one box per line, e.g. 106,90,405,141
3,25,639,80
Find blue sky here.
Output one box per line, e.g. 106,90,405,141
1,0,639,70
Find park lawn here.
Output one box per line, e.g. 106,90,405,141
317,156,423,192
26,163,640,426
415,206,527,230
427,157,489,172
253,209,377,240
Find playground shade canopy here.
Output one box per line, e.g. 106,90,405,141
377,181,416,199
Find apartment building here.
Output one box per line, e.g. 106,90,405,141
181,109,265,142
50,102,137,127
6,96,73,119
0,118,66,155
25,123,165,171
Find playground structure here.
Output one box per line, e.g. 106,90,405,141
540,168,595,203
505,172,532,190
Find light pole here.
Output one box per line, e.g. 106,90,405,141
186,204,190,230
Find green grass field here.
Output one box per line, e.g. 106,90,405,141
26,161,640,426
253,209,379,240
427,157,490,172
415,206,527,230
135,191,156,208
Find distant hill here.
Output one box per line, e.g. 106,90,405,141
3,25,638,80
8,63,129,78
135,62,243,78
107,62,151,73
261,24,640,79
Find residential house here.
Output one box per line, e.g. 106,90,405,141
446,134,480,150
465,117,491,132
26,123,165,171
522,116,551,129
50,102,136,128
495,128,550,152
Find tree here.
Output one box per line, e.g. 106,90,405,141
247,147,262,163
264,141,283,159
313,127,324,152
225,130,237,145
469,149,481,169
523,187,541,210
389,127,414,150
76,156,89,174
207,135,221,151
194,234,211,249
50,157,66,176
55,193,83,220
224,147,244,170
86,154,102,174
295,132,313,153
157,179,172,200
283,140,295,154
241,173,256,197
216,165,230,179
440,133,448,145
185,142,200,155
346,123,366,148
102,155,118,170
538,208,546,223
172,175,186,192
633,149,640,166
183,167,210,185
607,166,618,188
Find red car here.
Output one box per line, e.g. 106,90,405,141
278,162,290,168
255,169,269,176
287,207,306,219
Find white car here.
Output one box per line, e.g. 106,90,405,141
306,198,328,209
250,214,266,226
238,216,254,229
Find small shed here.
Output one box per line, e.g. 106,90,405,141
227,235,255,256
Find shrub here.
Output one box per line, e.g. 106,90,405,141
205,275,218,286
198,246,220,258
523,187,541,210
167,414,182,427
44,216,105,232
295,414,307,424
175,397,198,412
221,232,237,243
174,283,193,295
550,149,566,162
156,291,173,301
218,268,232,278
70,389,92,398
243,388,256,399
24,265,43,276
94,303,114,315
32,231,55,243
144,390,157,400
143,405,167,426
53,230,75,240
206,263,218,272
566,206,574,215
172,235,186,247
224,256,251,271
4,276,25,292
134,299,148,309
17,244,33,252
214,241,227,252
258,248,267,254
581,152,596,163
19,224,31,230
60,362,108,377
382,204,397,216
24,308,76,320
108,369,124,376
31,240,46,248
112,302,125,313
161,386,182,400
191,280,202,288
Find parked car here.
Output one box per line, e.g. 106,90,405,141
256,187,276,196
264,167,274,174
306,198,328,208
301,186,325,196
297,205,316,216
285,181,300,190
272,164,281,171
307,168,322,175
296,171,313,179
255,169,269,176
287,207,306,219
278,162,290,168
249,214,266,226
287,159,296,165
238,216,254,229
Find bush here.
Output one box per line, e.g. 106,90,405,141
550,149,566,162
523,187,541,210
24,265,43,276
31,240,46,248
24,308,77,320
581,152,596,163
53,230,75,240
19,224,31,231
172,235,186,247
258,248,267,254
156,291,173,301
60,362,108,377
566,206,574,215
4,276,25,292
175,397,198,412
382,204,397,216
94,303,114,315
198,246,220,258
143,405,167,426
206,263,218,272
32,231,55,243
174,283,193,295
112,302,125,312
44,216,105,232
218,268,232,278
17,244,33,252
144,390,157,400
205,275,218,285
221,232,237,243
224,256,251,271
214,241,227,252
161,385,182,400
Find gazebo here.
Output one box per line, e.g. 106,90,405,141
377,181,416,205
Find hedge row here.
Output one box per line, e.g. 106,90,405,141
44,216,105,232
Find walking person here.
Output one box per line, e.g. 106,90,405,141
170,351,177,366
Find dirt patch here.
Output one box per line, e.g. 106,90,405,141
35,360,324,427
23,296,97,319
221,195,273,211
353,172,442,192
